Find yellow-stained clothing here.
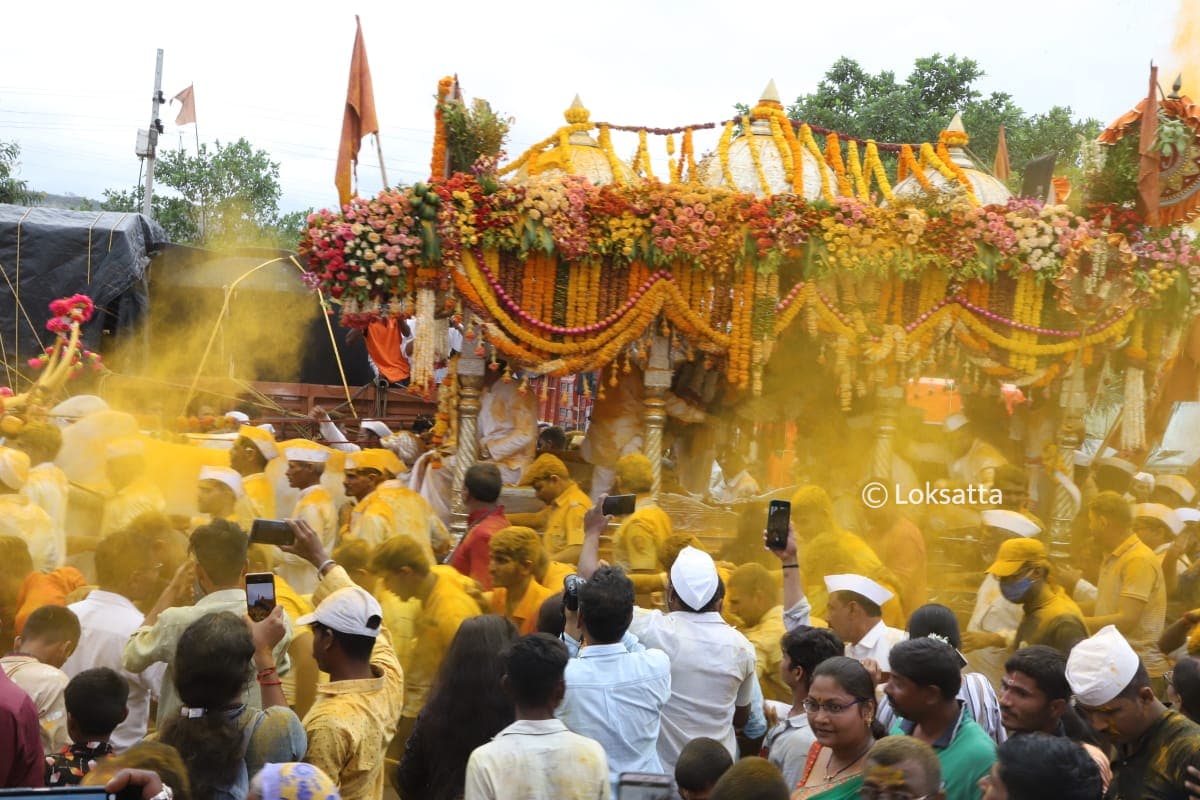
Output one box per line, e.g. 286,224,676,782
341,491,396,551
273,576,321,706
0,495,56,573
540,560,576,594
402,572,480,717
302,565,404,800
614,503,673,570
477,379,538,485
543,482,592,557
950,439,1008,489
376,480,444,562
100,477,166,538
237,472,277,529
801,529,904,627
490,579,556,636
277,486,337,595
740,605,790,703
22,462,68,569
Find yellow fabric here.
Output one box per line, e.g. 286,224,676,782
477,380,538,481
1096,533,1169,676
277,487,337,595
490,579,556,635
518,454,570,486
0,494,55,572
239,472,277,525
273,577,319,707
579,369,644,468
539,560,576,594
302,566,404,800
342,492,396,551
614,504,673,568
100,478,166,538
801,529,904,626
741,605,790,703
544,482,592,555
402,573,480,716
375,482,438,563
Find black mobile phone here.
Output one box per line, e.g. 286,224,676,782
249,519,295,546
766,499,791,550
246,572,277,622
0,789,116,800
617,773,673,800
602,493,637,516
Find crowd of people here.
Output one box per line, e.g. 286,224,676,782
6,396,1200,800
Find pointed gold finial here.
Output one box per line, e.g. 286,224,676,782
760,79,781,104
947,112,966,133
565,94,590,124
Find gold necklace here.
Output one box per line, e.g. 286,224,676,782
822,742,872,783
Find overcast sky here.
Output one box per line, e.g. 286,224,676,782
0,0,1187,214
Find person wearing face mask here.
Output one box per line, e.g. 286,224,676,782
984,538,1087,656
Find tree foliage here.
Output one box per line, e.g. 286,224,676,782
782,54,1101,176
0,141,41,206
101,138,309,249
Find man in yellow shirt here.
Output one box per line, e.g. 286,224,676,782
511,454,592,565
341,450,404,550
285,519,404,800
609,453,672,572
231,425,279,525
100,439,166,539
196,466,243,525
489,526,555,635
278,446,337,595
376,457,448,563
726,562,790,702
372,535,480,742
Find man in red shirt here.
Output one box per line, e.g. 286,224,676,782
0,666,42,787
451,464,509,590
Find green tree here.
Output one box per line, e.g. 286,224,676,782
781,55,1101,176
0,141,42,206
101,138,302,248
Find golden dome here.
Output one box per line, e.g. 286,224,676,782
511,95,633,187
698,81,836,200
891,113,1013,206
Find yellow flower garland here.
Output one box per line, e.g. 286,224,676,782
742,115,771,195
846,141,869,201
798,125,834,201
718,120,736,188
637,129,655,180
863,141,894,202
597,125,627,187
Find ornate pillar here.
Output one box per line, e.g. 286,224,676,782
869,386,904,482
1050,363,1088,544
450,321,486,529
643,334,673,499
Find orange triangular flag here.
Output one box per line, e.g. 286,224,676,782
993,125,1010,181
172,85,196,127
335,16,380,209
1138,64,1161,225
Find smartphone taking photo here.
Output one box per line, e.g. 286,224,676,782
766,499,791,550
249,519,295,546
246,572,277,622
617,773,672,800
602,493,637,517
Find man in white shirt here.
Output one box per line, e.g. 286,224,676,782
465,633,609,800
557,566,671,793
62,528,165,751
278,446,338,594
123,519,292,725
824,573,907,675
0,604,78,755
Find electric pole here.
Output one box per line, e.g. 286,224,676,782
139,49,165,218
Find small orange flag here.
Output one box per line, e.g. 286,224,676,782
993,125,1010,182
172,85,196,126
335,16,380,209
1137,64,1161,225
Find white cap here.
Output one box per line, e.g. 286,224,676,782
0,447,30,491
1133,503,1184,535
106,438,145,460
1097,456,1137,476
199,466,244,498
225,411,250,423
980,509,1042,537
284,447,330,464
360,420,392,439
1157,474,1196,503
824,573,894,607
1066,625,1141,706
296,584,383,638
1177,507,1200,525
670,546,720,610
943,413,969,433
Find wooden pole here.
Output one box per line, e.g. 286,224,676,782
374,134,389,189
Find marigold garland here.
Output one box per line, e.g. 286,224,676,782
430,77,454,179
742,116,770,195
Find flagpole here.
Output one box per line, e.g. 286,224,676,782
196,120,206,240
374,134,389,189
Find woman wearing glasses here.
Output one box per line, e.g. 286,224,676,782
791,656,884,799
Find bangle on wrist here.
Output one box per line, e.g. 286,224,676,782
256,666,277,678
257,678,283,686
781,563,799,570
317,559,336,577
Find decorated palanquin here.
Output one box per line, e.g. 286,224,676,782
1099,95,1200,225
298,79,1200,464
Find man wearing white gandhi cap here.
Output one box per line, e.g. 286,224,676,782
197,466,244,524
1068,624,1200,798
278,446,337,594
625,544,758,775
823,573,907,673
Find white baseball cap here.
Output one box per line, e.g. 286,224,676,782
296,585,383,638
670,546,720,610
199,466,244,498
1066,625,1141,706
824,573,894,607
980,509,1042,538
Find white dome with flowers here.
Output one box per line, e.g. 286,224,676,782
892,113,1013,206
510,96,633,187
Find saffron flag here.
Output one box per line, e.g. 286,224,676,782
172,85,196,126
993,125,1010,182
335,16,380,209
1138,64,1160,225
